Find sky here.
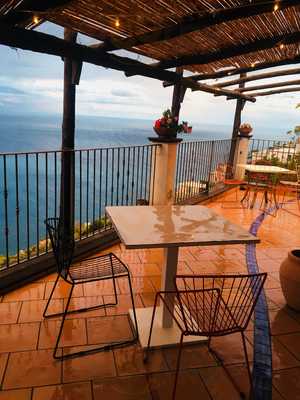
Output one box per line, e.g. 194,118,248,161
0,22,300,136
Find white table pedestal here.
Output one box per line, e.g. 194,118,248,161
129,306,207,349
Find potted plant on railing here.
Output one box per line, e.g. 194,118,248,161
239,123,253,136
154,109,192,138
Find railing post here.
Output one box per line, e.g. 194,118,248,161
234,133,252,180
207,140,215,192
149,138,182,205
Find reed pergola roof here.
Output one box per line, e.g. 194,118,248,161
1,0,300,74
1,0,300,98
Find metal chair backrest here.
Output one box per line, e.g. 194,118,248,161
247,170,276,186
296,164,300,183
174,273,267,336
45,218,74,280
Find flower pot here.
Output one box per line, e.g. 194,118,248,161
280,249,300,311
153,126,177,138
239,127,252,135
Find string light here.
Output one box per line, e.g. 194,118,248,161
279,43,285,49
115,17,120,28
251,62,256,68
273,2,280,11
33,15,39,24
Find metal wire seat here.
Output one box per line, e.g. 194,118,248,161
44,217,138,360
69,254,128,282
145,273,267,400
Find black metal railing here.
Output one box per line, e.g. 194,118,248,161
175,139,233,203
1,138,236,270
0,144,158,269
248,139,298,168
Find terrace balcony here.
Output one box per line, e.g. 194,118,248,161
0,187,299,400
1,1,300,398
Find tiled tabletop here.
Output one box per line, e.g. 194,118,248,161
106,205,259,249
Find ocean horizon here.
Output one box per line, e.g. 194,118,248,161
0,113,292,259
0,113,291,153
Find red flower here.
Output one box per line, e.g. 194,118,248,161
154,119,161,128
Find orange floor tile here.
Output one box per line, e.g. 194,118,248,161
0,190,300,399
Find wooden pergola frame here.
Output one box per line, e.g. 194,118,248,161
1,0,300,241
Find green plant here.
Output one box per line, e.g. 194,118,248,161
287,104,300,140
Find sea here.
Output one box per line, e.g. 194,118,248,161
0,113,233,153
0,113,289,259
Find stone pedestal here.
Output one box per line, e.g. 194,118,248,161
149,137,182,206
233,134,252,180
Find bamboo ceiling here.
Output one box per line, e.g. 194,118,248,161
1,0,300,75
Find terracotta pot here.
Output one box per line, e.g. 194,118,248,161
239,127,252,135
280,250,300,311
153,126,177,137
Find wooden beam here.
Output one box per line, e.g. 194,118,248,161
239,79,300,92
154,31,300,70
251,87,300,96
183,55,300,82
214,67,300,88
0,24,256,102
95,0,300,53
0,0,72,26
229,74,246,165
171,67,185,118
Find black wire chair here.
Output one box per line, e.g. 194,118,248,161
279,164,300,217
44,217,139,360
144,273,267,400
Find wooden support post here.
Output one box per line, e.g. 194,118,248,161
229,73,246,169
171,67,186,118
60,29,78,236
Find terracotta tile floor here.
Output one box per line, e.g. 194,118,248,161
1,190,300,399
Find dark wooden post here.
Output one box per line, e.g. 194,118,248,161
60,29,78,236
228,73,246,168
171,67,186,118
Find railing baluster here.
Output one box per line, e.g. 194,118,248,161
26,154,30,261
79,150,82,239
3,155,9,268
15,155,20,263
92,149,96,235
86,150,90,237
45,152,48,253
36,153,39,257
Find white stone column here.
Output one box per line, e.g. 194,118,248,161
149,138,181,206
149,137,182,328
234,134,252,180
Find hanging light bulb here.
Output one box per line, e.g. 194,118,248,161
115,17,120,28
279,43,285,49
273,2,280,11
33,15,39,24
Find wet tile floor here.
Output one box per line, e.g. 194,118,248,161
1,190,300,399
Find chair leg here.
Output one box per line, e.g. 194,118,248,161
53,273,139,360
250,190,257,209
43,273,60,318
53,283,74,359
144,292,160,362
241,331,253,398
44,275,120,319
172,333,184,400
127,273,139,341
